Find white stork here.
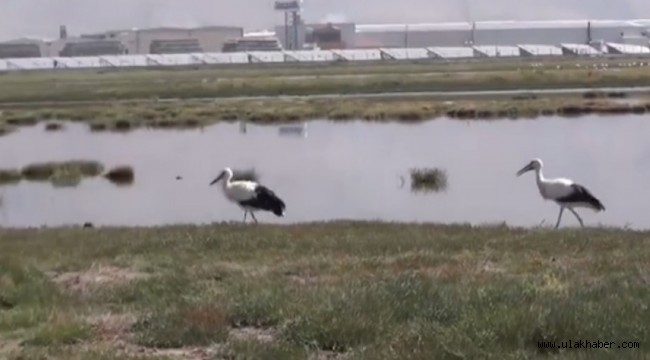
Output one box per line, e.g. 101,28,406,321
209,167,286,224
516,158,605,228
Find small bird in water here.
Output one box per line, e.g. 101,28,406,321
210,167,286,224
516,158,605,229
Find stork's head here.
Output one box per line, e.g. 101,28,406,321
210,167,233,185
516,158,543,176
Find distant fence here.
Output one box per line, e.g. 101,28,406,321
1,43,649,72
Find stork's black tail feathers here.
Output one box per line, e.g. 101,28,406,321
592,197,606,212
240,185,286,217
559,184,605,212
579,185,605,212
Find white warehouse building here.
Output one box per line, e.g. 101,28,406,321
355,19,650,48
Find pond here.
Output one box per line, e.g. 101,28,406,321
1,115,649,229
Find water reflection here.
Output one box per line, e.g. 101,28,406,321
0,115,649,229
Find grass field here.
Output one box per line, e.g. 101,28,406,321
0,57,649,132
0,57,650,103
0,222,648,359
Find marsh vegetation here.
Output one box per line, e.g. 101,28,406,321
409,167,449,193
0,93,648,134
0,161,137,188
103,166,135,186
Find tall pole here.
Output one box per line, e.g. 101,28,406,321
285,12,289,49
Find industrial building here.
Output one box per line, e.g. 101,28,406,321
59,40,127,57
0,25,243,58
275,22,356,50
0,39,44,58
79,26,244,55
354,19,650,48
0,18,648,60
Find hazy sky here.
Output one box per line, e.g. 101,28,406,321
1,0,649,40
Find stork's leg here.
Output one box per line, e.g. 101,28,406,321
555,207,565,229
250,211,258,224
242,210,248,223
568,208,584,228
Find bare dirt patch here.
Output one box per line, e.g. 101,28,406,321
229,326,276,344
79,341,221,360
149,346,219,360
49,264,149,295
309,350,350,360
421,256,505,282
0,339,21,357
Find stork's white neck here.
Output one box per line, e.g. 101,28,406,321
534,167,550,198
221,172,233,190
535,167,546,183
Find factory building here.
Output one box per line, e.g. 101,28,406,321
59,40,127,56
275,22,356,49
222,32,283,52
0,38,45,58
0,19,648,59
82,26,243,55
0,25,244,58
149,39,203,54
356,23,471,48
355,19,650,48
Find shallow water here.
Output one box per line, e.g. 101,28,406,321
1,115,649,229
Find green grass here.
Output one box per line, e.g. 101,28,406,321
0,57,647,130
0,222,648,359
0,58,650,104
23,314,92,347
132,301,229,348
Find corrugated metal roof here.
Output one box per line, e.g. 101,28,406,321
0,43,642,71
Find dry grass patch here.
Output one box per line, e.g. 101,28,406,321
132,302,229,348
50,265,149,296
229,326,276,344
22,311,92,347
87,313,137,343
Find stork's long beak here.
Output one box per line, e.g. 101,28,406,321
210,172,224,186
516,163,534,177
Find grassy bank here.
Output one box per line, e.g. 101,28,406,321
0,59,649,103
1,93,649,134
0,161,135,188
0,222,648,359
